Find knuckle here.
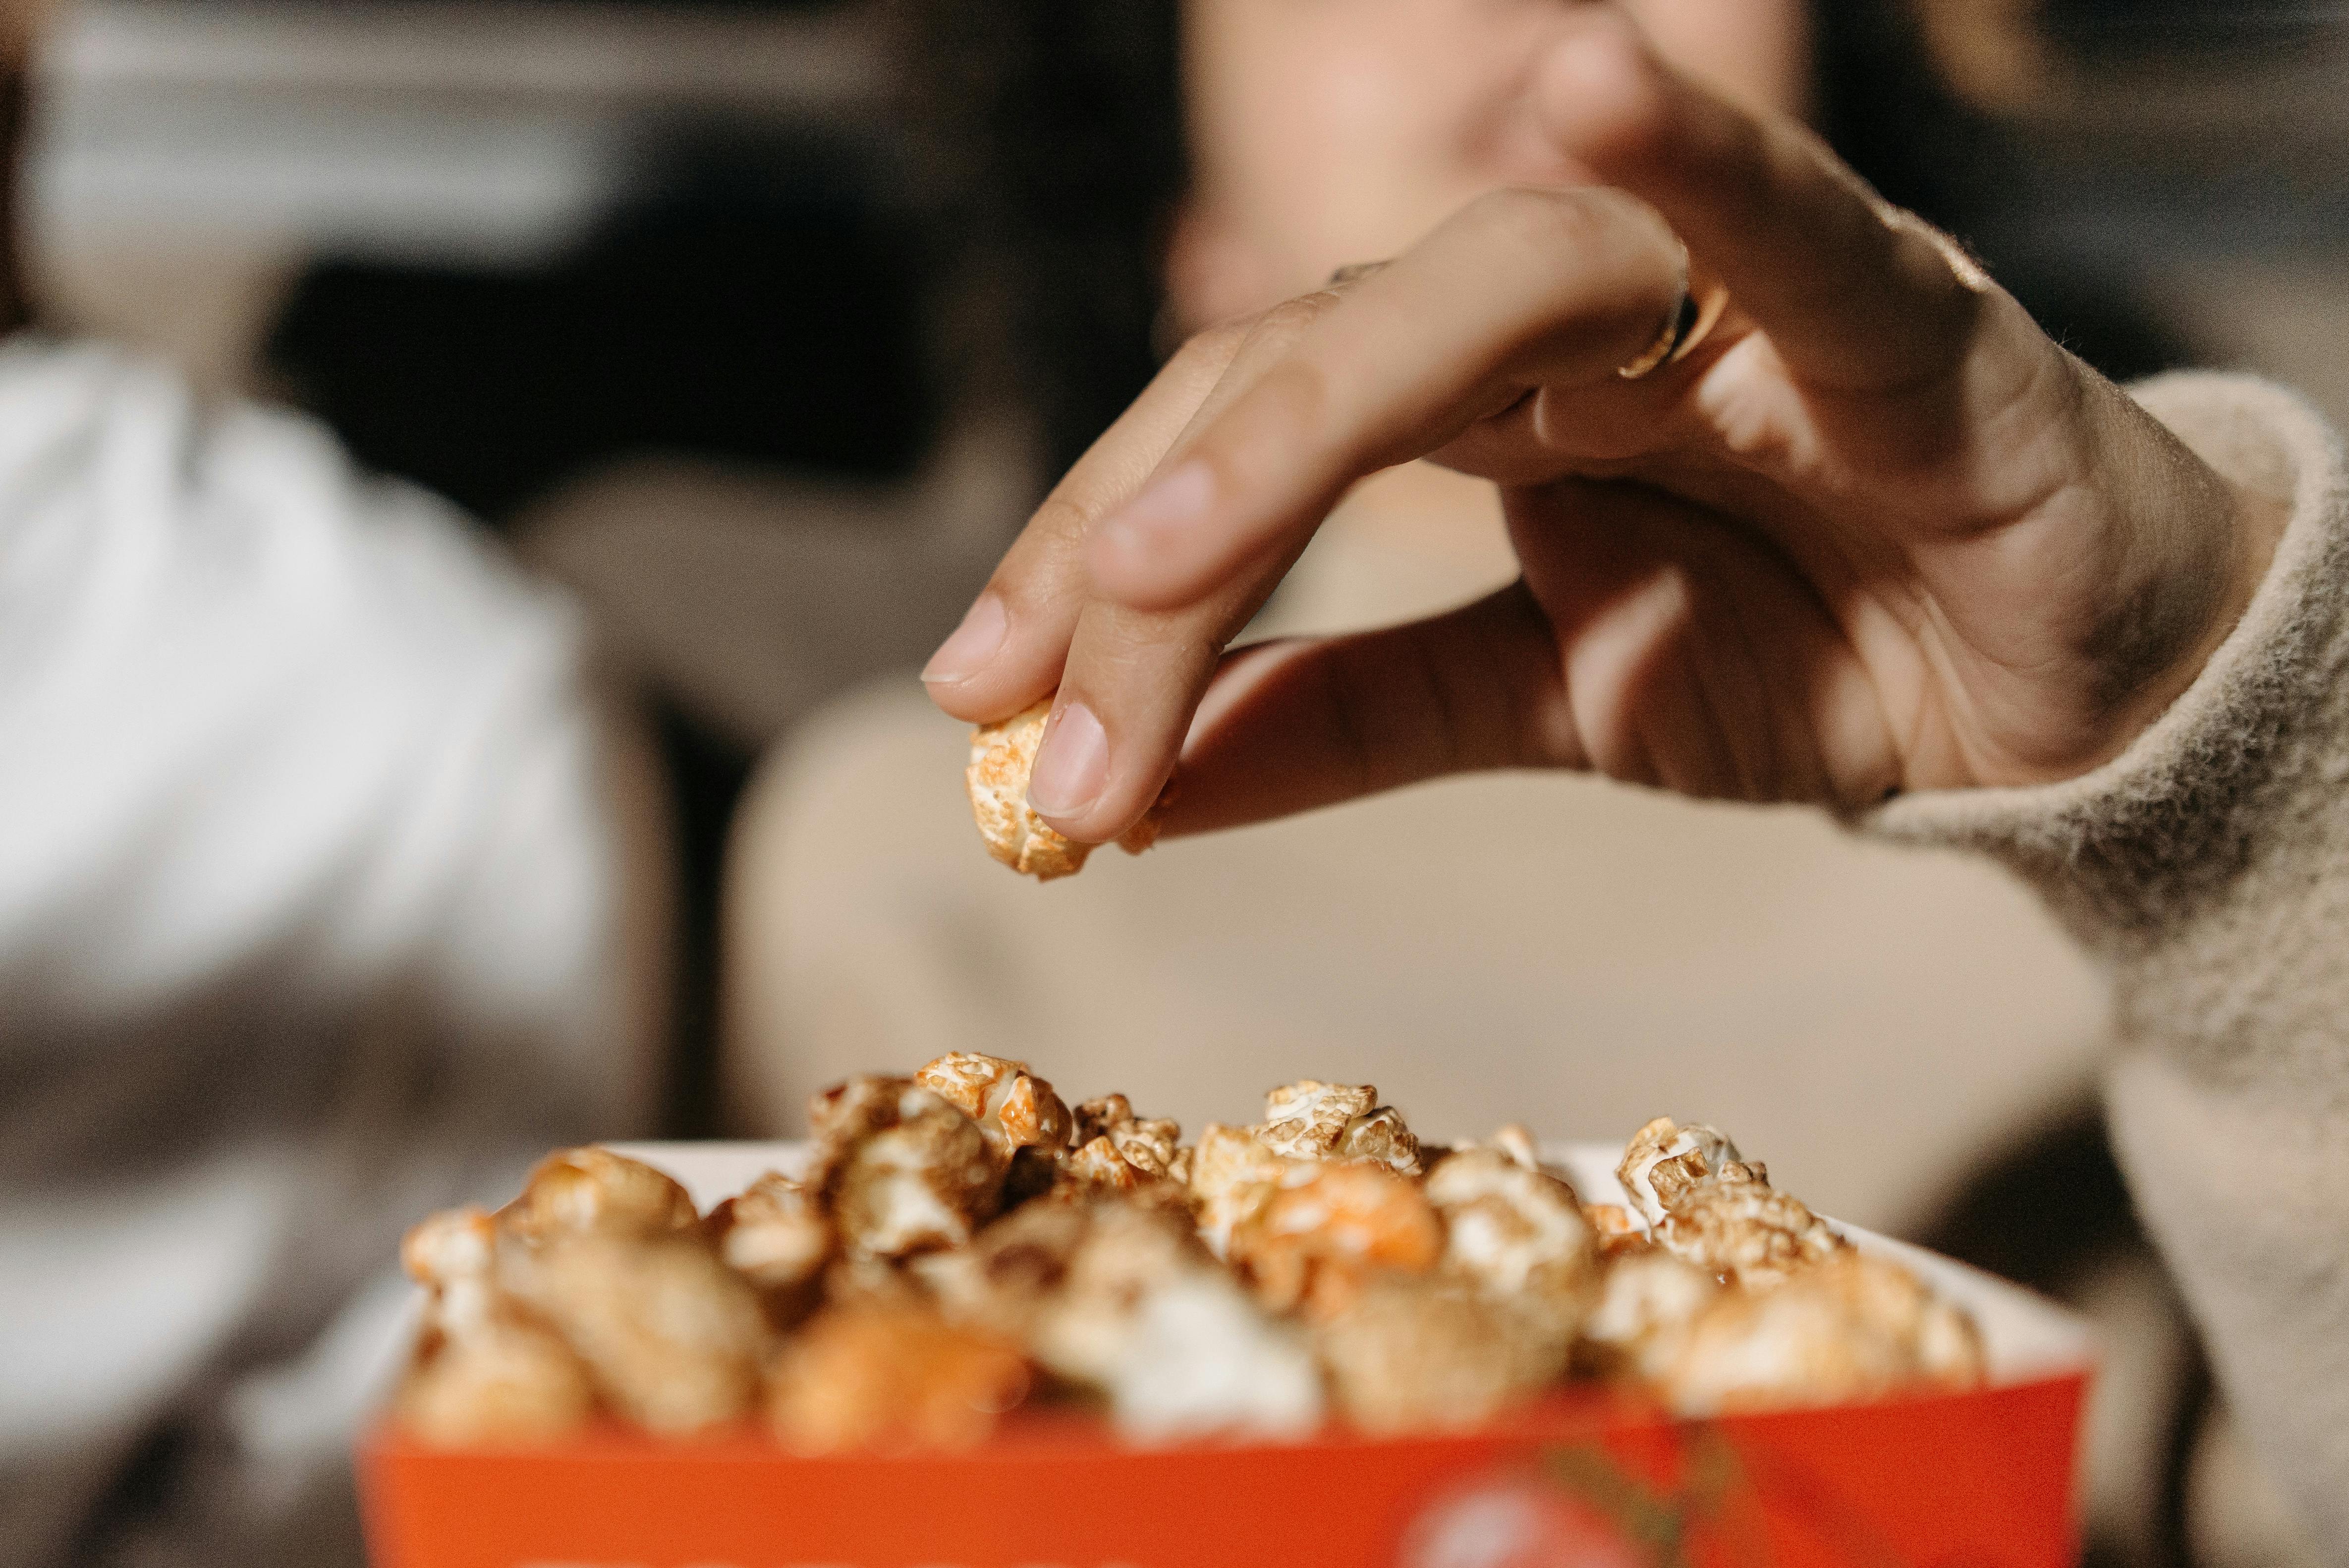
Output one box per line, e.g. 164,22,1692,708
1249,293,1335,346
1175,319,1250,369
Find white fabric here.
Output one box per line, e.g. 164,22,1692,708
0,337,644,1567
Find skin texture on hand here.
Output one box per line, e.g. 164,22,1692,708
925,8,2283,847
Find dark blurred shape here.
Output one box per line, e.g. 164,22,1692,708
1916,1098,2209,1568
264,132,938,522
901,0,1185,476
2044,0,2341,53
1815,0,2198,386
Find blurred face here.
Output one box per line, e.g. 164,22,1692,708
1173,0,1810,328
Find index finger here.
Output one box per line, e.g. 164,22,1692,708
1086,183,1686,614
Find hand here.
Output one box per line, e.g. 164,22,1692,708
922,8,2281,843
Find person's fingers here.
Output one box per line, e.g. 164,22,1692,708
1531,6,1992,395
1083,183,1686,616
920,321,1250,722
1152,583,1579,837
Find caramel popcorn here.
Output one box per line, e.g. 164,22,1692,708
501,1147,698,1247
1032,1200,1323,1442
1617,1118,1758,1229
394,1073,1988,1452
769,1304,1029,1454
913,1198,1093,1340
1316,1276,1567,1435
1073,1094,1183,1181
1424,1147,1598,1344
395,1206,594,1448
967,699,1165,880
1256,1080,1379,1160
807,1076,1004,1258
1579,1246,1722,1383
914,1052,1074,1168
395,1296,596,1449
501,1233,770,1436
1661,1252,1985,1415
1232,1161,1443,1319
707,1172,834,1324
1659,1177,1846,1289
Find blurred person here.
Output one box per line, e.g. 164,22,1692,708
732,2,2101,1273
930,2,2349,1560
0,5,670,1565
723,0,2315,1558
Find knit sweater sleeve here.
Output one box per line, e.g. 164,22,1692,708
1866,371,2349,1554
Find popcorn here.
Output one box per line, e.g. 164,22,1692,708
1186,1122,1300,1260
1660,1252,1986,1415
1613,1118,1840,1288
395,1206,593,1448
1033,1200,1323,1442
807,1076,1003,1258
1256,1080,1378,1161
394,1082,1989,1452
768,1304,1030,1454
967,700,1165,880
914,1052,1074,1168
1333,1106,1424,1176
1073,1094,1183,1181
913,1198,1094,1340
1658,1178,1845,1289
707,1172,834,1319
1316,1277,1567,1435
1578,1246,1722,1384
1424,1148,1598,1344
1232,1161,1443,1319
1616,1118,1759,1229
394,1298,595,1449
500,1147,698,1246
502,1233,770,1436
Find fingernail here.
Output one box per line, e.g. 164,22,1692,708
921,593,1007,685
1099,461,1215,561
1028,702,1108,820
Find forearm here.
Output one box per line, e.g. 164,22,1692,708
1866,371,2349,1555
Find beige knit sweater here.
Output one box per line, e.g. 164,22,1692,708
1870,372,2349,1551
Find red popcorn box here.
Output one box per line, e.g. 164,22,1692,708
360,1141,2094,1568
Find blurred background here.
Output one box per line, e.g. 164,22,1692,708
12,1,2349,1566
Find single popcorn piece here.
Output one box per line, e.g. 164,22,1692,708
500,1232,770,1436
1661,1251,1986,1415
1616,1118,1763,1229
1424,1148,1599,1344
1333,1105,1424,1176
967,699,1166,880
1578,1245,1722,1384
913,1198,1094,1339
1033,1200,1323,1443
769,1303,1031,1455
1316,1276,1568,1435
1255,1080,1379,1160
395,1293,596,1448
1232,1161,1443,1319
500,1147,699,1247
1187,1122,1301,1259
1074,1094,1183,1180
402,1205,501,1290
914,1052,1074,1168
706,1171,834,1318
1659,1177,1845,1289
395,1206,596,1448
806,1076,1004,1258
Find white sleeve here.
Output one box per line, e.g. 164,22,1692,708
0,337,661,1566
